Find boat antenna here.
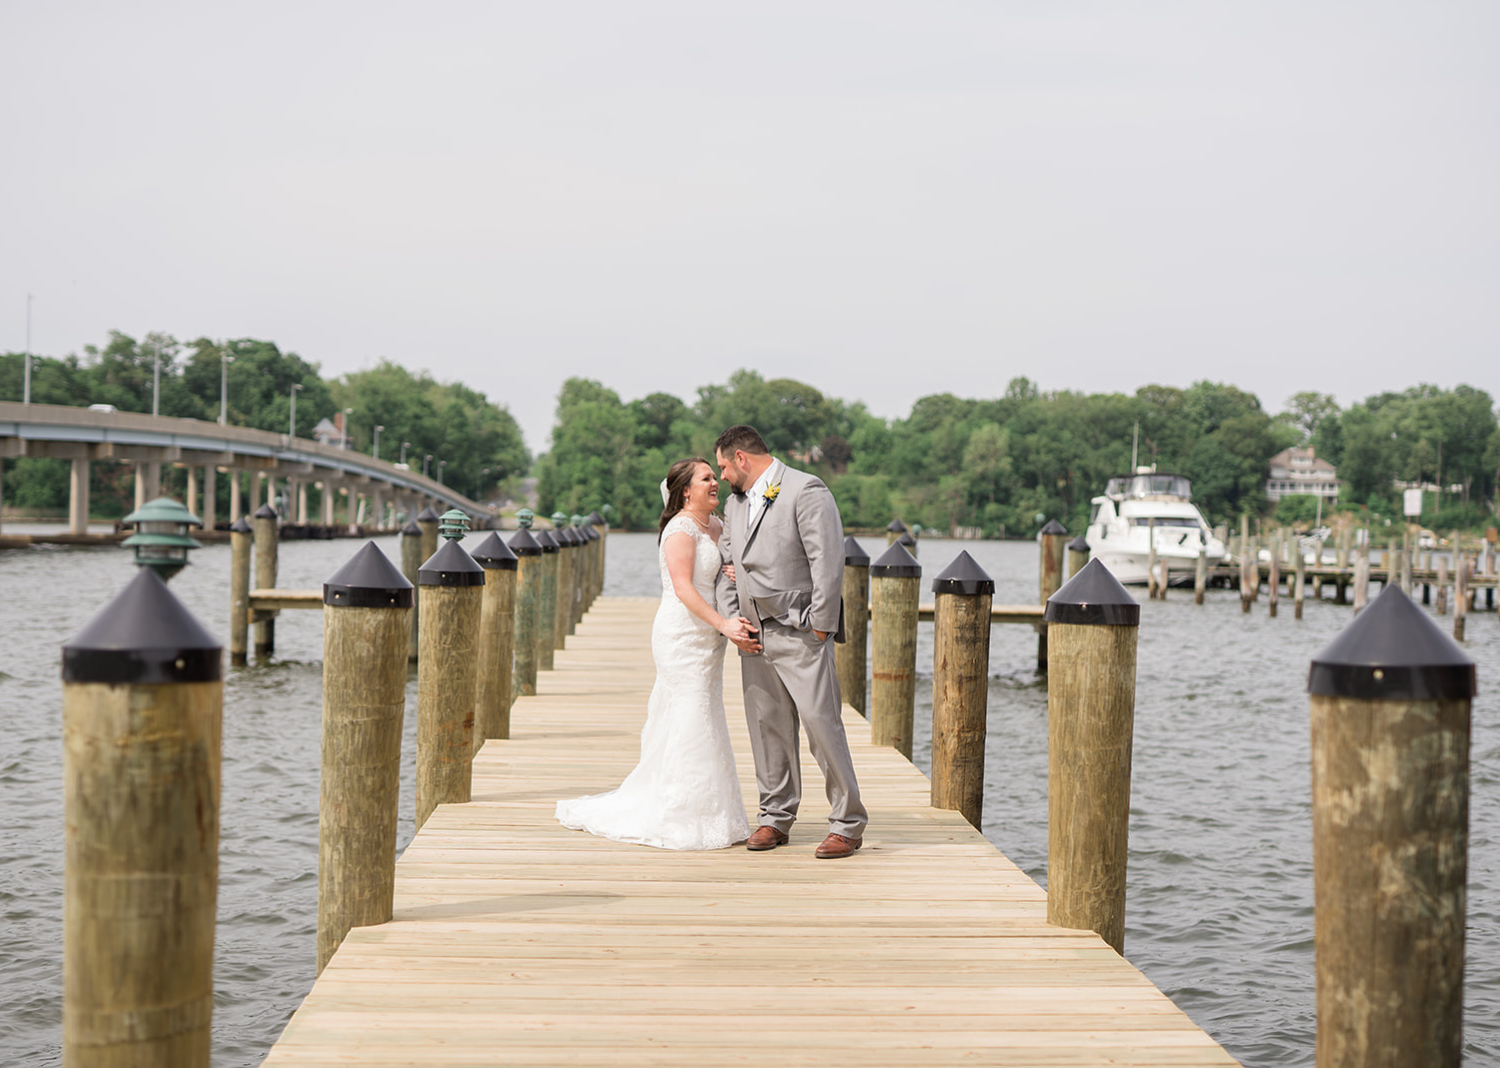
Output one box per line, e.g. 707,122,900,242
1131,422,1139,471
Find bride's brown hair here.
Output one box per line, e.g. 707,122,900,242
658,457,714,542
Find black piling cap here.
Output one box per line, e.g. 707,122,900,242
417,506,441,523
508,527,544,557
584,525,600,541
230,517,252,534
886,519,908,533
471,531,519,571
843,536,870,567
63,568,222,684
586,510,606,525
870,542,921,578
1068,536,1089,553
932,550,995,596
535,530,559,553
1040,519,1068,536
897,531,917,547
402,520,422,536
418,538,486,587
556,527,578,547
1308,585,1476,701
253,503,278,521
1044,557,1140,626
324,541,415,608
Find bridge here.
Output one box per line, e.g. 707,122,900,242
0,401,484,534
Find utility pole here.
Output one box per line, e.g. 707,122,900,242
23,294,33,404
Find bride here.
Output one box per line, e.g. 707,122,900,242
555,458,756,850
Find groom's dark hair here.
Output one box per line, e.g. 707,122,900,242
715,425,769,457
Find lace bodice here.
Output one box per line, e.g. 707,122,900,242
658,512,722,609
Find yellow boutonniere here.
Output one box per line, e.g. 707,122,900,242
762,483,781,503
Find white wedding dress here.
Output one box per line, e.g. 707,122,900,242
555,513,752,850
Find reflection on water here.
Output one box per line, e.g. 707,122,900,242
1,530,1494,1066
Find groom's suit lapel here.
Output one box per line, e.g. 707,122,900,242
742,460,784,553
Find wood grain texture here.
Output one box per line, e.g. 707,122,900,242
870,573,919,759
513,553,543,696
64,680,221,1066
402,529,423,662
475,567,516,746
253,510,278,657
229,526,251,664
930,590,992,828
320,604,412,973
416,585,481,829
836,562,869,715
1046,622,1138,955
264,597,1236,1068
1310,693,1469,1068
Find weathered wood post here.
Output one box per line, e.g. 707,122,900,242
401,519,423,662
1241,514,1253,608
1268,538,1281,617
63,569,223,1065
229,515,252,665
1294,537,1306,620
1145,518,1159,601
509,515,545,696
317,543,413,973
1308,586,1474,1068
1386,537,1399,590
835,536,870,716
472,532,518,744
534,528,560,670
886,518,907,548
252,502,278,659
1044,558,1140,955
929,552,994,829
898,529,918,558
1454,553,1468,642
1353,552,1371,614
869,542,921,759
1038,520,1067,670
568,518,587,631
587,510,609,605
415,511,485,829
550,515,574,652
1436,555,1449,615
1067,535,1090,579
417,505,440,565
1194,546,1208,606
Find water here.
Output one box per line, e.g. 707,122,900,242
2,530,1496,1066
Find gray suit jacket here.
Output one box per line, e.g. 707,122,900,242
717,459,846,651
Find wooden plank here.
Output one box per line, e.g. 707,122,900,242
264,595,1237,1067
249,587,325,610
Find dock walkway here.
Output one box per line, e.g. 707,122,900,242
265,597,1236,1066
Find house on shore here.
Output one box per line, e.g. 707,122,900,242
1266,446,1339,502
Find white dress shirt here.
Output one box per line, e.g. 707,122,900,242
745,458,783,534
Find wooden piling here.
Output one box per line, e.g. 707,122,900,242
835,536,871,716
229,516,252,665
551,524,573,653
472,532,519,745
1353,553,1370,614
417,506,440,565
1268,542,1280,617
401,521,423,662
1454,554,1468,642
317,544,413,973
62,569,223,1066
415,525,485,830
1309,587,1474,1068
252,502,278,659
1044,558,1140,955
885,518,907,548
929,553,994,829
1436,555,1449,615
1038,520,1067,669
1067,535,1090,580
1294,539,1306,620
869,542,921,759
1195,547,1207,605
1145,518,1159,601
509,526,545,696
535,530,560,670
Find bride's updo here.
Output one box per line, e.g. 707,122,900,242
658,457,712,542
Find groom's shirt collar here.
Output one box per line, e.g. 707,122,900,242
745,457,783,530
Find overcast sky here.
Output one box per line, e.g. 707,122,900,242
4,3,1497,453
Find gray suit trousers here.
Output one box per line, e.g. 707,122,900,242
740,620,868,839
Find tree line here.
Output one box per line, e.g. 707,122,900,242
537,372,1500,535
1,332,529,518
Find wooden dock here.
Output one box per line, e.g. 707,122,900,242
264,596,1236,1066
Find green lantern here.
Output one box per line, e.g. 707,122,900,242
550,511,568,530
439,509,470,541
515,508,534,529
571,514,585,528
121,497,204,581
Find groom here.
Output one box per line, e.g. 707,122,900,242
714,425,868,859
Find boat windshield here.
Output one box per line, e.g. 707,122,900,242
1132,517,1202,528
1105,474,1192,500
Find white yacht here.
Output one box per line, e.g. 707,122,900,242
1085,469,1227,585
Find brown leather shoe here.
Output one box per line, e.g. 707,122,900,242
815,832,863,859
745,826,790,851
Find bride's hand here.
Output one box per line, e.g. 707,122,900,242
720,616,760,649
721,564,736,584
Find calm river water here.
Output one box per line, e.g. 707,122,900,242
2,529,1496,1066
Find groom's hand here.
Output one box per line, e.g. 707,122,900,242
814,629,829,642
727,617,761,654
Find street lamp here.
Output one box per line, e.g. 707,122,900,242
340,407,353,450
289,383,303,439
219,348,235,426
22,293,33,405
400,441,410,465
152,338,162,417
373,425,384,460
437,460,446,485
423,454,432,478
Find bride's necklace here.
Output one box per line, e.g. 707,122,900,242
683,508,713,532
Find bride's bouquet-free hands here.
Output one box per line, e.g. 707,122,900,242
720,615,761,654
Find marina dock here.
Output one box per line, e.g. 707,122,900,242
264,596,1235,1067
